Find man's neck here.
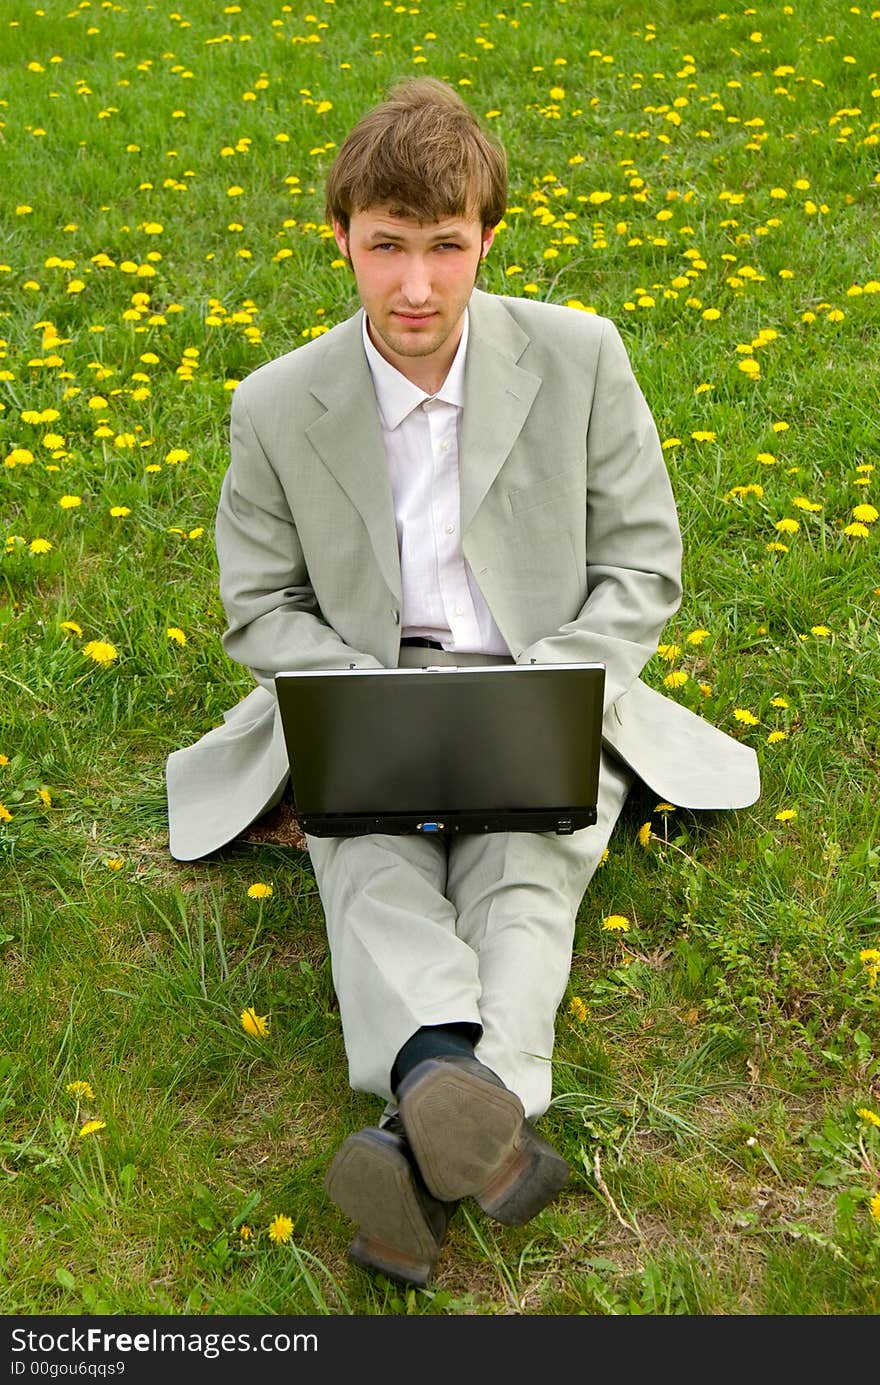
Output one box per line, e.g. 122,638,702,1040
366,318,463,396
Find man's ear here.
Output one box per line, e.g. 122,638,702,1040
480,226,496,259
332,219,350,259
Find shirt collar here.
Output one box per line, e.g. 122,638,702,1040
362,308,469,430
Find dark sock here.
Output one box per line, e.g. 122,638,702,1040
390,1022,481,1093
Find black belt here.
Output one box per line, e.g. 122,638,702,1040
400,637,445,649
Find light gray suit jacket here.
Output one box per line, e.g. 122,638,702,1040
166,289,759,861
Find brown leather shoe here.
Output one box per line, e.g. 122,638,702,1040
397,1055,570,1225
324,1123,456,1287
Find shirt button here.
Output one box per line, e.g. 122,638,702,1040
454,605,464,616
440,441,450,452
445,523,456,534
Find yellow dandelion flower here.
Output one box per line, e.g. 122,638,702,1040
602,914,631,932
810,625,832,637
774,808,797,822
870,1192,880,1222
239,1224,253,1242
66,1081,95,1099
165,448,189,464
60,621,83,636
845,522,870,537
686,629,710,645
598,847,609,867
770,696,789,708
663,670,688,688
104,858,124,870
247,882,273,899
5,448,35,468
767,730,788,744
241,1007,269,1038
109,506,131,518
0,804,13,824
268,1213,293,1245
29,538,53,554
638,821,652,848
733,708,760,725
59,495,82,509
852,504,878,524
83,641,118,666
775,518,800,534
858,945,880,994
166,627,187,645
567,995,587,1023
37,788,52,807
857,1108,880,1129
654,803,675,813
78,1120,107,1138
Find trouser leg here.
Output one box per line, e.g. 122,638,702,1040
445,748,634,1120
308,748,632,1115
306,830,484,1101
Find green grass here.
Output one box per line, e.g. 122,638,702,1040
1,0,879,1315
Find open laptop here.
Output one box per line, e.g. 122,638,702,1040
274,662,605,838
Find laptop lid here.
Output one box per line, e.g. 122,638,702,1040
274,662,605,838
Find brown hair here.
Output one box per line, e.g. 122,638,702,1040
325,77,508,232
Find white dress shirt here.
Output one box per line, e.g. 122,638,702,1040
361,309,510,656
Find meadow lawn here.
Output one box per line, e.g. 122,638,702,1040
1,0,879,1316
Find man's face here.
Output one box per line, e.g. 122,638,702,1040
333,205,495,386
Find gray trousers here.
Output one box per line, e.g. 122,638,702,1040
306,650,633,1121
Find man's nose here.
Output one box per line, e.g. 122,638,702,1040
399,256,432,305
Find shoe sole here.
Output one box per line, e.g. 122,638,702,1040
324,1130,440,1287
398,1063,570,1223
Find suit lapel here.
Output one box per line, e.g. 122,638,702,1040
459,290,541,534
304,312,402,602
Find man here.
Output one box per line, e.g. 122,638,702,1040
166,78,759,1287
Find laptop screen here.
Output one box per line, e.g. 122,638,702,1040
274,662,605,836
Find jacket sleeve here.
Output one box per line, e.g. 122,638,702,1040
215,390,383,692
519,318,683,711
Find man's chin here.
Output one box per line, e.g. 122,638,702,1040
380,327,446,359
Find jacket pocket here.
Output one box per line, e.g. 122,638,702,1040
506,463,585,515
